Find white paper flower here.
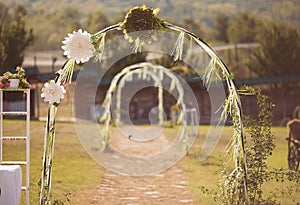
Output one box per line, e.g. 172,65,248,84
61,29,95,64
41,80,66,104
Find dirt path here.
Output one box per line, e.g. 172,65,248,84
89,126,194,205
91,166,193,205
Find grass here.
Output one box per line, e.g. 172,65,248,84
179,125,233,204
2,119,299,204
180,125,300,204
37,92,73,119
2,119,103,204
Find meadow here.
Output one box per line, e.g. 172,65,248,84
2,119,299,204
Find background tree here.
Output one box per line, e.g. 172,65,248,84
47,8,80,50
85,10,110,33
181,18,206,39
29,7,80,50
0,3,8,66
248,21,300,78
213,13,230,43
0,4,34,72
228,12,260,43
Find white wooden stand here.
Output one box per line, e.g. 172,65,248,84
0,89,30,205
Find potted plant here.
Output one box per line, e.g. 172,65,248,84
0,66,30,89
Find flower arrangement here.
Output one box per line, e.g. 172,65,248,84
61,29,95,64
41,80,66,104
0,66,30,89
120,4,163,52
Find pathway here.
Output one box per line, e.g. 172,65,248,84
90,126,194,204
91,166,193,205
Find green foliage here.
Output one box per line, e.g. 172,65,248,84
0,4,34,72
0,66,30,88
181,18,206,39
248,21,300,78
48,8,80,49
202,87,300,204
30,7,80,50
243,90,300,204
2,0,299,51
213,13,230,43
85,10,110,33
271,1,300,29
242,88,276,204
228,12,260,43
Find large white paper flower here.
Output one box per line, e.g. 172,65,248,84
41,80,66,104
61,29,95,64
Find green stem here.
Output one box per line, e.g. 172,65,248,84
252,166,261,204
39,104,57,205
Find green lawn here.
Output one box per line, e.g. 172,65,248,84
2,119,103,204
180,126,300,204
1,120,299,204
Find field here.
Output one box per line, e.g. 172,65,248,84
181,126,300,204
1,119,299,204
2,119,103,204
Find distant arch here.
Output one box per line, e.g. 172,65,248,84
100,62,187,147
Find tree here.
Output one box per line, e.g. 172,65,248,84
213,13,230,43
85,10,110,33
0,4,34,72
182,18,206,39
248,21,300,78
0,3,8,66
228,12,260,43
46,8,80,50
29,7,80,50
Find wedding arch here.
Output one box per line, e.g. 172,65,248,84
99,62,188,147
39,5,249,205
114,64,165,126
